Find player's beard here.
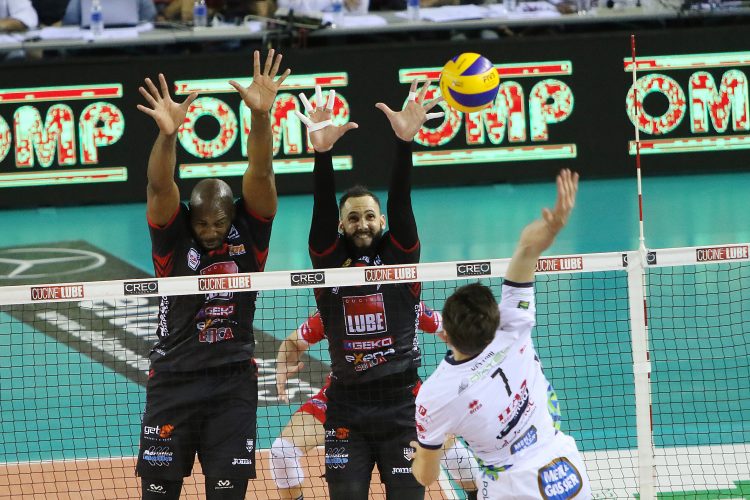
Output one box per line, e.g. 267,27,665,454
344,227,384,258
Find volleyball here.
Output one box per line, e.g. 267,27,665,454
439,53,500,113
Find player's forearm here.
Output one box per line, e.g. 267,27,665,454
505,219,558,283
387,139,418,248
309,151,339,252
411,454,441,487
243,111,278,216
246,112,274,179
277,337,305,367
146,132,178,192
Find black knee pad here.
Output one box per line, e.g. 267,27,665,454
205,476,249,500
328,481,370,500
141,478,183,500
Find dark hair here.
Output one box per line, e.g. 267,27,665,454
338,185,381,213
442,283,500,357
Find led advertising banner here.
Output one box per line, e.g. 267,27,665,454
0,25,748,208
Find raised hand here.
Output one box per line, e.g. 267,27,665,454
295,85,359,153
542,169,579,234
137,73,196,136
229,49,291,114
375,80,444,142
276,360,305,403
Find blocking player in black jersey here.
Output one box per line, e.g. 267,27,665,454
134,50,290,500
294,81,443,500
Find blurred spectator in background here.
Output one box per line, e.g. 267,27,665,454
0,0,38,30
30,0,67,25
163,0,275,23
62,0,158,25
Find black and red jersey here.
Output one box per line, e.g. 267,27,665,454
309,140,421,387
148,199,272,372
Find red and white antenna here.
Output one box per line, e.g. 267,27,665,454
631,34,646,253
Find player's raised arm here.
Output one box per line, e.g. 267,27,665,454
138,73,197,227
229,50,290,219
376,81,443,252
505,169,579,284
296,85,359,256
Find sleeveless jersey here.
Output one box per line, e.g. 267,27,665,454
311,232,421,385
148,199,272,371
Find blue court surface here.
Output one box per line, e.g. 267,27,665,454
1,171,749,498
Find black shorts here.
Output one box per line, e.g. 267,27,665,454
324,380,421,488
136,360,258,481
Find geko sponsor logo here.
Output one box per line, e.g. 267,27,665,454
364,266,417,282
342,336,393,351
290,271,325,286
456,261,492,277
124,280,158,295
197,275,251,291
696,245,749,262
535,256,583,272
30,284,84,301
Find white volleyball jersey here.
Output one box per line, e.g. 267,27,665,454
416,282,560,469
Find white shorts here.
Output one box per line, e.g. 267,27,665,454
476,433,592,500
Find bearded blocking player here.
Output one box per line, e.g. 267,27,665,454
135,51,290,500
296,81,443,500
410,170,592,500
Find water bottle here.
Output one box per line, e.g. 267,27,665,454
193,0,208,28
90,0,104,37
407,0,420,21
331,0,344,22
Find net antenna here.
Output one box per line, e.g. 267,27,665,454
631,34,647,255
628,33,656,500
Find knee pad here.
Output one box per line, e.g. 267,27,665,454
270,437,305,489
441,439,478,482
141,478,183,500
205,477,248,500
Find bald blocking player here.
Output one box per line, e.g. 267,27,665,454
294,81,442,500
272,303,479,499
410,170,593,500
135,51,289,500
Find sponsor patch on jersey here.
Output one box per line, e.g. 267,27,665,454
246,439,255,453
228,225,240,240
538,457,582,500
325,447,349,469
510,425,537,454
342,336,393,350
518,300,530,310
343,293,388,335
187,248,200,270
229,244,246,256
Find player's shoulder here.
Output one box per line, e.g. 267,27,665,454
418,361,458,403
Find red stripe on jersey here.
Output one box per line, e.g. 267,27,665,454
408,282,421,299
254,246,270,271
243,204,275,223
147,206,180,230
152,251,174,278
309,239,340,258
389,233,420,253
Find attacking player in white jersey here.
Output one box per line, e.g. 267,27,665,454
410,169,592,500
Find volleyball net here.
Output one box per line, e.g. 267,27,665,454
0,244,749,499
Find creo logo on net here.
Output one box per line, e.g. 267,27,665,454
399,61,576,167
624,51,750,155
0,84,126,188
172,73,354,181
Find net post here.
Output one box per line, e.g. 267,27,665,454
626,250,656,499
